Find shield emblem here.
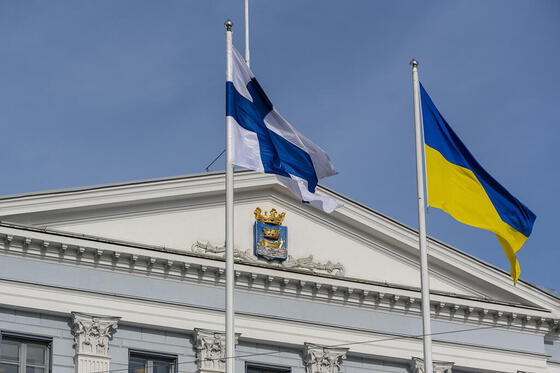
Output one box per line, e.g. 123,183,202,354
253,208,288,262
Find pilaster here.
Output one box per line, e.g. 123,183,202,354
193,328,240,373
71,312,120,373
411,357,454,373
303,343,348,373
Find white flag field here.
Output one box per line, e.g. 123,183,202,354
226,46,341,213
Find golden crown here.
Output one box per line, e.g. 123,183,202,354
262,227,281,240
254,207,285,226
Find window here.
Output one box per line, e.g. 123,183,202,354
129,351,176,373
0,334,51,373
246,362,291,373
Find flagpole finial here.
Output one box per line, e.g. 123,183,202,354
225,19,233,31
410,59,419,68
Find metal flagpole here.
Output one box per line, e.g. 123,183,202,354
244,0,250,67
225,19,235,373
410,59,434,373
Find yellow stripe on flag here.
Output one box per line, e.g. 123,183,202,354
425,145,528,283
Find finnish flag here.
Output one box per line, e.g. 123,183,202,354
226,46,341,213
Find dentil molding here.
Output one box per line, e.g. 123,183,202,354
0,231,557,336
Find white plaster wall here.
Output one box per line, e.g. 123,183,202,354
50,197,472,295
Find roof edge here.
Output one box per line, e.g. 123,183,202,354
0,170,556,303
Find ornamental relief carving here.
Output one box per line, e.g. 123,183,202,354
411,357,454,373
193,329,240,373
190,241,345,276
71,312,119,357
303,343,348,373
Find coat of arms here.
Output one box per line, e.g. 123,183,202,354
254,207,288,261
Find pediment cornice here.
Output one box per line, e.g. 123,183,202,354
0,171,560,312
0,171,557,319
1,223,558,337
0,171,560,317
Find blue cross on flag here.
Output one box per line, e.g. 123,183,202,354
226,46,341,213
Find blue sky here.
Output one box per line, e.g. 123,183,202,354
0,1,558,292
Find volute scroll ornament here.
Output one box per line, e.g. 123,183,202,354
411,357,454,373
71,312,120,373
71,312,119,357
193,328,240,373
303,343,348,373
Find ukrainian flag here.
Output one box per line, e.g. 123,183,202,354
420,83,536,283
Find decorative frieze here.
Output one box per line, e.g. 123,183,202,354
71,312,120,373
193,328,240,373
411,357,454,373
190,241,345,276
0,232,557,335
303,343,348,373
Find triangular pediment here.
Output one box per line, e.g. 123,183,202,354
0,171,557,314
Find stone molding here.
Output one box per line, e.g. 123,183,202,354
411,357,454,373
71,312,120,373
303,343,348,373
193,328,240,373
0,231,557,336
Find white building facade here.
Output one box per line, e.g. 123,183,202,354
0,171,558,373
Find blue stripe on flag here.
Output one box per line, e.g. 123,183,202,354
227,80,319,192
420,83,536,237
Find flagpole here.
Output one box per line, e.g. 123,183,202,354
410,59,434,373
244,0,250,67
225,19,235,373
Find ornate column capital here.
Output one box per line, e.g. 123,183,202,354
303,343,348,373
71,312,120,373
411,357,454,373
193,328,240,373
